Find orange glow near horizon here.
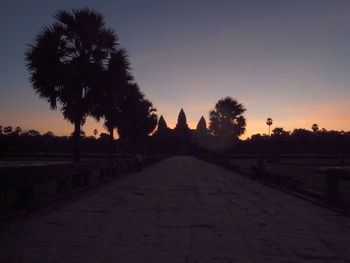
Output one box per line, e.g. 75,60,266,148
1,97,350,140
2,1,350,144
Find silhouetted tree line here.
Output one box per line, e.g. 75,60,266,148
0,127,114,154
232,127,350,154
150,97,350,155
2,121,349,155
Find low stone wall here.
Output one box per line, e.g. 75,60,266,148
199,154,350,201
0,154,167,218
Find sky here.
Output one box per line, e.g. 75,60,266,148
0,0,350,138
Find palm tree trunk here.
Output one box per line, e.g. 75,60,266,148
73,119,81,163
109,128,114,159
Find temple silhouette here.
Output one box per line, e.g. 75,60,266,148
154,108,207,136
153,109,209,154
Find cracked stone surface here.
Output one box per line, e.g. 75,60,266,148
1,156,350,262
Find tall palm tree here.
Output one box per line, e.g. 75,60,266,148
90,49,133,157
25,8,117,162
101,49,133,138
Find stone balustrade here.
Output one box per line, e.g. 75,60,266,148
0,155,165,216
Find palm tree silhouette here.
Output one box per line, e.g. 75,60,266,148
266,118,273,136
25,8,117,162
92,49,133,140
90,49,134,157
311,123,319,133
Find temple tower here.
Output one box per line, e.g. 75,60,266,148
196,116,207,136
175,108,190,133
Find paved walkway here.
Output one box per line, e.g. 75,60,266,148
1,156,350,262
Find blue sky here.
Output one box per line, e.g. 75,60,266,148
1,0,350,137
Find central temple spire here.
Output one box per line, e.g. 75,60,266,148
175,108,189,131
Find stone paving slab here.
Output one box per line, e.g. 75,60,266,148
1,156,350,262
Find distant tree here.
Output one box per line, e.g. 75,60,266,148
291,128,313,146
271,127,290,150
0,126,2,135
14,126,22,135
25,129,41,136
249,133,269,152
312,123,319,133
93,129,98,137
99,132,110,140
70,130,86,137
116,83,157,143
196,116,208,136
266,118,273,136
292,128,312,137
43,131,54,137
3,126,13,135
209,97,246,140
25,8,117,162
250,133,268,142
272,127,290,137
136,98,158,137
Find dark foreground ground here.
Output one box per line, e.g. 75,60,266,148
1,156,350,263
